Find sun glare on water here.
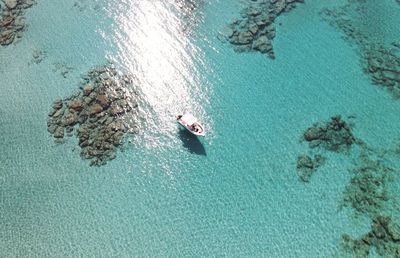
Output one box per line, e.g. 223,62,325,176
109,1,208,139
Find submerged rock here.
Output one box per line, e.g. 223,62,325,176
47,64,141,166
0,0,36,46
341,216,400,257
296,115,356,184
68,99,83,110
0,30,15,45
83,84,94,95
5,0,18,10
337,140,400,257
364,46,400,98
221,0,304,58
321,1,400,99
296,154,325,182
31,48,46,64
53,62,73,78
303,116,355,153
342,157,392,215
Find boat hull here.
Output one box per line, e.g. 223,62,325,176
177,120,205,137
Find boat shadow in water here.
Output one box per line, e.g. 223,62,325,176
178,129,206,156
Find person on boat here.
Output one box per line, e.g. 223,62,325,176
177,115,182,120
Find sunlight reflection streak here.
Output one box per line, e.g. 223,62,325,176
106,0,210,151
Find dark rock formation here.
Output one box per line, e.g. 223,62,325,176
53,62,74,78
296,115,355,183
321,1,400,99
47,64,141,166
303,116,355,152
342,156,392,215
222,0,304,59
0,0,35,46
320,3,400,255
72,0,102,12
364,46,400,98
338,143,400,257
296,154,325,182
341,216,400,257
31,48,46,64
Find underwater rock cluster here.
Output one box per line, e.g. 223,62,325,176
364,45,400,98
47,64,140,166
341,156,392,215
303,115,355,153
339,147,400,257
321,1,400,98
295,115,354,182
72,0,100,12
176,0,200,11
296,154,325,182
319,3,400,256
31,48,46,64
298,115,399,256
298,114,400,256
341,215,400,257
176,0,204,34
222,0,304,59
53,62,74,78
0,0,35,46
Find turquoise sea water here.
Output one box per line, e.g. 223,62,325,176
1,0,400,257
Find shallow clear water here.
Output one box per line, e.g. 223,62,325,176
1,0,400,257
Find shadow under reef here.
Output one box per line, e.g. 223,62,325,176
177,128,206,156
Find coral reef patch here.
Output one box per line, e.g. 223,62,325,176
47,64,141,166
321,1,400,98
303,115,356,153
221,0,304,59
0,0,35,46
296,154,325,182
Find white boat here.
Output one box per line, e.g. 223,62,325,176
177,113,205,137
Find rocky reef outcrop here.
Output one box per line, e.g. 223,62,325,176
363,45,400,98
303,116,355,153
298,116,400,256
321,1,400,99
339,145,400,257
296,154,325,182
298,114,400,256
0,0,35,46
31,48,45,63
342,156,392,215
47,64,141,166
341,216,400,257
222,0,304,59
296,115,355,183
